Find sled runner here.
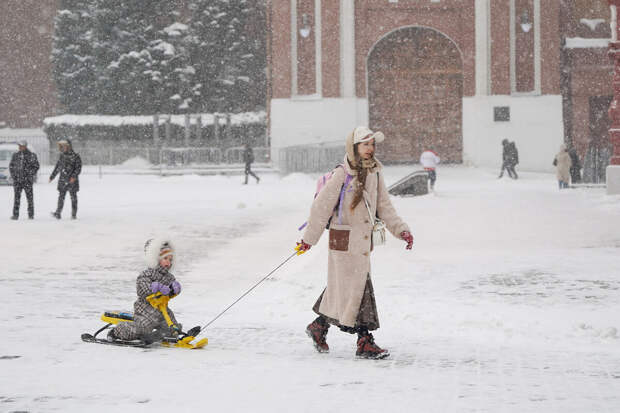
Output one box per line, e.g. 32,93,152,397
81,292,207,349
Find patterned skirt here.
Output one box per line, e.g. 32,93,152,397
312,274,380,331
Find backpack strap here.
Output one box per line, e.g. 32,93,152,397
336,171,353,225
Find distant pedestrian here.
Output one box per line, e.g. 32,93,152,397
498,139,519,179
243,143,259,185
553,144,572,189
49,139,82,219
420,149,440,190
9,140,39,220
568,146,582,184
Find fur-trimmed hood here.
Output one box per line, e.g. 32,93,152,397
144,237,176,269
345,128,383,173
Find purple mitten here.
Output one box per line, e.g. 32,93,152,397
171,281,181,295
150,281,171,295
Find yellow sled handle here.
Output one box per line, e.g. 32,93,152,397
146,292,177,330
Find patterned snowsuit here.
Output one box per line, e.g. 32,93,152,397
114,266,180,341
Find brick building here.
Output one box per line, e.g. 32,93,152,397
0,0,59,130
0,0,614,171
267,0,613,171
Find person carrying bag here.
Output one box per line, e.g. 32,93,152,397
296,126,414,359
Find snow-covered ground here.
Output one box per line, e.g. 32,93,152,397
2,165,620,412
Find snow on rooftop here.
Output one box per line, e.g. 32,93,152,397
43,111,266,127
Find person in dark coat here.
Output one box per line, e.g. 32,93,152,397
9,140,40,220
498,139,519,179
243,143,260,184
49,139,82,219
568,146,582,184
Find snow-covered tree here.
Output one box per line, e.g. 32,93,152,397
51,0,97,113
189,0,264,113
91,0,186,114
52,0,264,115
148,23,201,113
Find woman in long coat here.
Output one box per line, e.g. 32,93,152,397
297,126,414,359
553,144,572,189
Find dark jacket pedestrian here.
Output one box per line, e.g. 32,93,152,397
49,139,82,219
9,141,39,219
568,147,581,184
498,139,519,179
242,144,259,184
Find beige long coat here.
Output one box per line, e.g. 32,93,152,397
554,147,572,182
302,154,410,328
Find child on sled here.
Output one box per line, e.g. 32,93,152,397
108,237,197,343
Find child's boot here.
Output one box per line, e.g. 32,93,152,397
141,328,165,344
356,332,389,359
306,317,329,353
106,328,118,342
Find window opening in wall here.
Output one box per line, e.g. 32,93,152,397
494,106,510,122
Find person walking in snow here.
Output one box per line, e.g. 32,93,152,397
49,139,82,219
568,145,582,184
419,148,440,190
498,139,519,179
9,140,39,220
553,144,572,189
296,126,414,359
107,238,184,343
243,143,260,184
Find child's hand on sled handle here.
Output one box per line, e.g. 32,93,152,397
295,240,311,255
151,281,171,295
171,281,181,295
401,231,414,250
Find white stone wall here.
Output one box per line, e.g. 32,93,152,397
270,94,564,172
270,97,368,150
463,95,564,172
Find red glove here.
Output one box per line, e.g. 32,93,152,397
401,231,414,250
295,240,312,255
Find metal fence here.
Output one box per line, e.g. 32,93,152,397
51,146,272,167
582,144,611,183
0,134,50,165
278,142,344,174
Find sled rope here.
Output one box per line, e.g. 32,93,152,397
197,251,298,336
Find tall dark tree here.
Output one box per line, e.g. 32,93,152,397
189,0,265,113
149,22,201,113
51,0,97,113
91,0,183,114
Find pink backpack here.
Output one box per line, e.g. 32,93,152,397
299,165,353,231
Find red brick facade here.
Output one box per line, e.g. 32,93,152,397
0,0,614,168
560,0,612,158
0,0,59,129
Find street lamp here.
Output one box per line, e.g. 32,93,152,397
519,9,532,33
299,13,311,38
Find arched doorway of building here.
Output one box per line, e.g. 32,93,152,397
368,27,463,163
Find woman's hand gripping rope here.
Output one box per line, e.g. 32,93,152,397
295,240,312,255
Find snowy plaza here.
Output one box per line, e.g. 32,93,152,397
2,165,620,412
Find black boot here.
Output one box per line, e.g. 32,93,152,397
184,326,201,338
140,328,166,344
106,328,118,342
